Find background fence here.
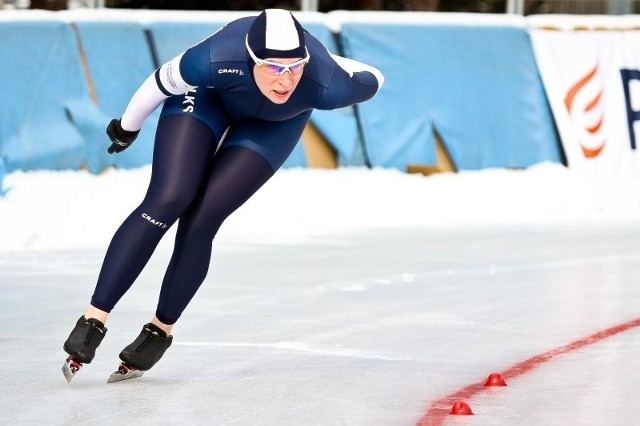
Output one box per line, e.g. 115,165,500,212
1,9,640,195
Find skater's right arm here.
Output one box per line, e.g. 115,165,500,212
106,53,195,154
117,24,235,134
119,52,197,132
108,41,213,154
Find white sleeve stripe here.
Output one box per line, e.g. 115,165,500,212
330,53,384,92
157,53,195,96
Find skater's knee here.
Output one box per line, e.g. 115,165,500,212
141,188,196,223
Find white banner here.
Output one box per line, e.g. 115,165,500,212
530,28,640,176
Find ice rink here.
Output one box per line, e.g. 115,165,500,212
2,165,640,425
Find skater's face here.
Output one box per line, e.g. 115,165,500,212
253,56,306,104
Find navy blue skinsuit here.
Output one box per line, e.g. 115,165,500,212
90,16,382,325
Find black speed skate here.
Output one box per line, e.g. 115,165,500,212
107,323,172,383
62,316,107,383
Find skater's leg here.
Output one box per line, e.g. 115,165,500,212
62,116,218,381
108,147,274,380
154,114,310,325
108,114,309,380
89,115,218,313
155,146,276,325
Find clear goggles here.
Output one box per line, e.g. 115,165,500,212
246,36,310,76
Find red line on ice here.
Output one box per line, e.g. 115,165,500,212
416,316,640,425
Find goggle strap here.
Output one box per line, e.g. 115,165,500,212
246,35,310,74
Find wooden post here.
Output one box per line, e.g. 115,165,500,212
302,122,338,169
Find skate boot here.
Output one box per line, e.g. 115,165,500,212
107,323,172,383
61,316,107,383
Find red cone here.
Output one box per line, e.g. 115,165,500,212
449,401,473,415
484,373,507,387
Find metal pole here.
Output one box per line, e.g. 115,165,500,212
300,0,318,11
506,0,525,15
608,0,632,14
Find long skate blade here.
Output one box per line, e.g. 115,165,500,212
62,356,82,383
107,363,144,383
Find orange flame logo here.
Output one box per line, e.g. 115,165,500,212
564,64,606,158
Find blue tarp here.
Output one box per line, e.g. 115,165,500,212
0,20,91,172
338,21,561,170
72,20,159,171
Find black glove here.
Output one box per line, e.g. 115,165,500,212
107,119,140,154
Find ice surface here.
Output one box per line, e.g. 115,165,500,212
2,164,640,425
